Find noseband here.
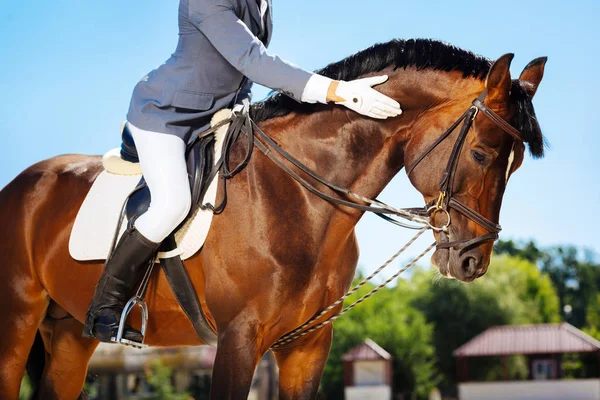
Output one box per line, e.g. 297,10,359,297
405,91,523,254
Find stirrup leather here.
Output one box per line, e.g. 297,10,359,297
111,295,149,349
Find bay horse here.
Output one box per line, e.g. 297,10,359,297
0,39,546,399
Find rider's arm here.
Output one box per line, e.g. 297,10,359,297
189,1,312,102
190,0,401,118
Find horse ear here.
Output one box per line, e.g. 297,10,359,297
485,53,514,108
519,57,548,99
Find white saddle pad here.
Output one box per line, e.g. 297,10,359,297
69,110,231,262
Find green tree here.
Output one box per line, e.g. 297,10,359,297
540,246,600,327
19,376,32,400
586,294,600,330
494,239,543,263
145,360,190,400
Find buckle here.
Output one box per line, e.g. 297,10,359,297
435,192,446,209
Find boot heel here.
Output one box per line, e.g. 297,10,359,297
111,295,149,349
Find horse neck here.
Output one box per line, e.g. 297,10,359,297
258,69,484,209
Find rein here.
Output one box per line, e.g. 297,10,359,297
201,113,438,230
202,91,524,348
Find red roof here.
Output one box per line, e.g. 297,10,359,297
453,323,600,357
342,338,392,361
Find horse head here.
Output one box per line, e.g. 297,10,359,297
252,40,546,283
402,54,546,281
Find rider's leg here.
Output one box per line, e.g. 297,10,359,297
83,124,191,343
128,125,192,243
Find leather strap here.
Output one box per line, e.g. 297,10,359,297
439,108,477,201
405,110,469,176
448,198,501,233
472,98,522,141
436,232,499,255
253,132,403,214
159,237,217,346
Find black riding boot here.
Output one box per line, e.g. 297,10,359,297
82,227,160,343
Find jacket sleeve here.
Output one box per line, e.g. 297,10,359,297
188,0,313,101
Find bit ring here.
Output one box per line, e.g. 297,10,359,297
427,206,451,232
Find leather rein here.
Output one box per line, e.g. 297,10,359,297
199,90,524,253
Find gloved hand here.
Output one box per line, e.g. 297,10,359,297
331,75,402,119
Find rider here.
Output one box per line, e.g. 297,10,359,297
83,0,402,344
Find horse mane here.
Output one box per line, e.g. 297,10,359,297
250,38,545,158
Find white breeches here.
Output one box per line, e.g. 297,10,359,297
129,123,192,243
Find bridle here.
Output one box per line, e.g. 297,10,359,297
201,90,524,254
405,90,524,254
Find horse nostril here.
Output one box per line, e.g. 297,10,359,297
461,256,478,276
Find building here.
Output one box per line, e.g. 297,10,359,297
342,339,393,400
453,323,600,400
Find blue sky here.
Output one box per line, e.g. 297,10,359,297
1,1,598,276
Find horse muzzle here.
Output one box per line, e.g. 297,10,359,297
431,231,490,282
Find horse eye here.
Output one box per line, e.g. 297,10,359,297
471,150,488,165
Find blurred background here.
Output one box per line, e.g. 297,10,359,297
2,0,599,399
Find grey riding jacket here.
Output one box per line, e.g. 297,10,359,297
127,0,313,142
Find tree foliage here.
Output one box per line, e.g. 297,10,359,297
144,360,190,400
495,239,600,328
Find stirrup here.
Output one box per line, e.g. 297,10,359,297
111,295,149,349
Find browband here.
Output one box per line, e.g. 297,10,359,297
472,97,523,141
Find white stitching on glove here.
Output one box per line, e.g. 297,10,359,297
335,75,402,119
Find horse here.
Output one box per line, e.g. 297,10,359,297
0,39,546,399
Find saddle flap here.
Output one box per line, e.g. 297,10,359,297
71,110,233,262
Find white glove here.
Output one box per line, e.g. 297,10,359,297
335,75,402,119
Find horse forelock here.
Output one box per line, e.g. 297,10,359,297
250,38,545,158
